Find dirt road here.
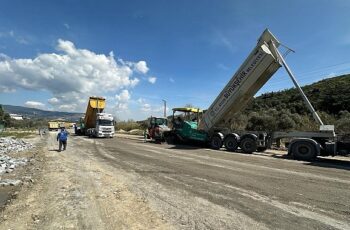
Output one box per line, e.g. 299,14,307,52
1,133,349,229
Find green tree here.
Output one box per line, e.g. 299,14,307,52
0,105,4,118
0,105,10,127
276,113,296,130
246,112,277,132
335,110,350,133
3,113,11,127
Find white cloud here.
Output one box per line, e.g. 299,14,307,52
169,77,175,83
134,61,149,74
148,76,157,84
48,97,59,105
217,63,229,71
210,30,237,53
0,30,30,45
16,38,29,45
115,89,131,110
138,99,169,117
115,89,130,102
0,31,13,38
59,104,76,111
137,98,146,104
141,103,151,112
0,39,148,112
25,101,45,109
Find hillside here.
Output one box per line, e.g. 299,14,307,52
230,74,350,133
248,74,350,115
2,105,83,121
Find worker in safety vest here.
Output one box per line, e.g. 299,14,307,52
57,126,69,152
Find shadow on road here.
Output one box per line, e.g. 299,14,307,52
305,158,350,171
223,149,256,155
140,139,350,171
48,149,60,152
168,143,207,150
270,153,350,171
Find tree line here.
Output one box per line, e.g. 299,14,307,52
229,74,350,133
0,105,48,129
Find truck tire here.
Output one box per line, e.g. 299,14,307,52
211,135,223,150
224,136,239,151
165,134,177,145
291,141,316,161
240,137,257,153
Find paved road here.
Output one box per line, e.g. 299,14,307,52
82,136,350,230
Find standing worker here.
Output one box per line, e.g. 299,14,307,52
57,126,69,152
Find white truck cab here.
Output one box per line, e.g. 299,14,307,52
87,113,115,138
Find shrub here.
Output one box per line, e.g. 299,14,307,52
116,120,142,131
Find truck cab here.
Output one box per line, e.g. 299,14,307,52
87,113,115,138
147,117,170,142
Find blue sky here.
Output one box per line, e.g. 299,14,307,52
0,0,350,120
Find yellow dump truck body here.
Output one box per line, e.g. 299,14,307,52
84,97,106,129
48,121,60,130
48,121,74,130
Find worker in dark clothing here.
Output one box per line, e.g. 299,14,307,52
57,127,69,152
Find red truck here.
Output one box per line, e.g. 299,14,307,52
147,117,170,142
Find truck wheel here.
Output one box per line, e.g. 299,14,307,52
224,136,239,151
211,136,223,150
291,141,316,161
155,138,162,144
240,137,257,153
165,134,177,145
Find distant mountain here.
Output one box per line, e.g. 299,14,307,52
2,105,83,121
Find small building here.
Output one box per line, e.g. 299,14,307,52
9,114,23,120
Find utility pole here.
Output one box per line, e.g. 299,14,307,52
162,99,166,118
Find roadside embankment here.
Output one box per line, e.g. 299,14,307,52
0,135,44,211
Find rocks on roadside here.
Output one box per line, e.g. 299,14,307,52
0,137,34,155
0,154,28,175
0,137,34,185
0,179,22,187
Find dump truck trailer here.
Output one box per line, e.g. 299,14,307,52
77,96,115,138
164,29,349,160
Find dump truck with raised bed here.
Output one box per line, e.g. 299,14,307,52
164,29,349,160
76,96,115,138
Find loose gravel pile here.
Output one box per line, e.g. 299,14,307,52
0,137,33,155
0,154,28,175
0,137,33,184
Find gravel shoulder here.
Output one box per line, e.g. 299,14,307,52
0,132,172,230
0,135,41,209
